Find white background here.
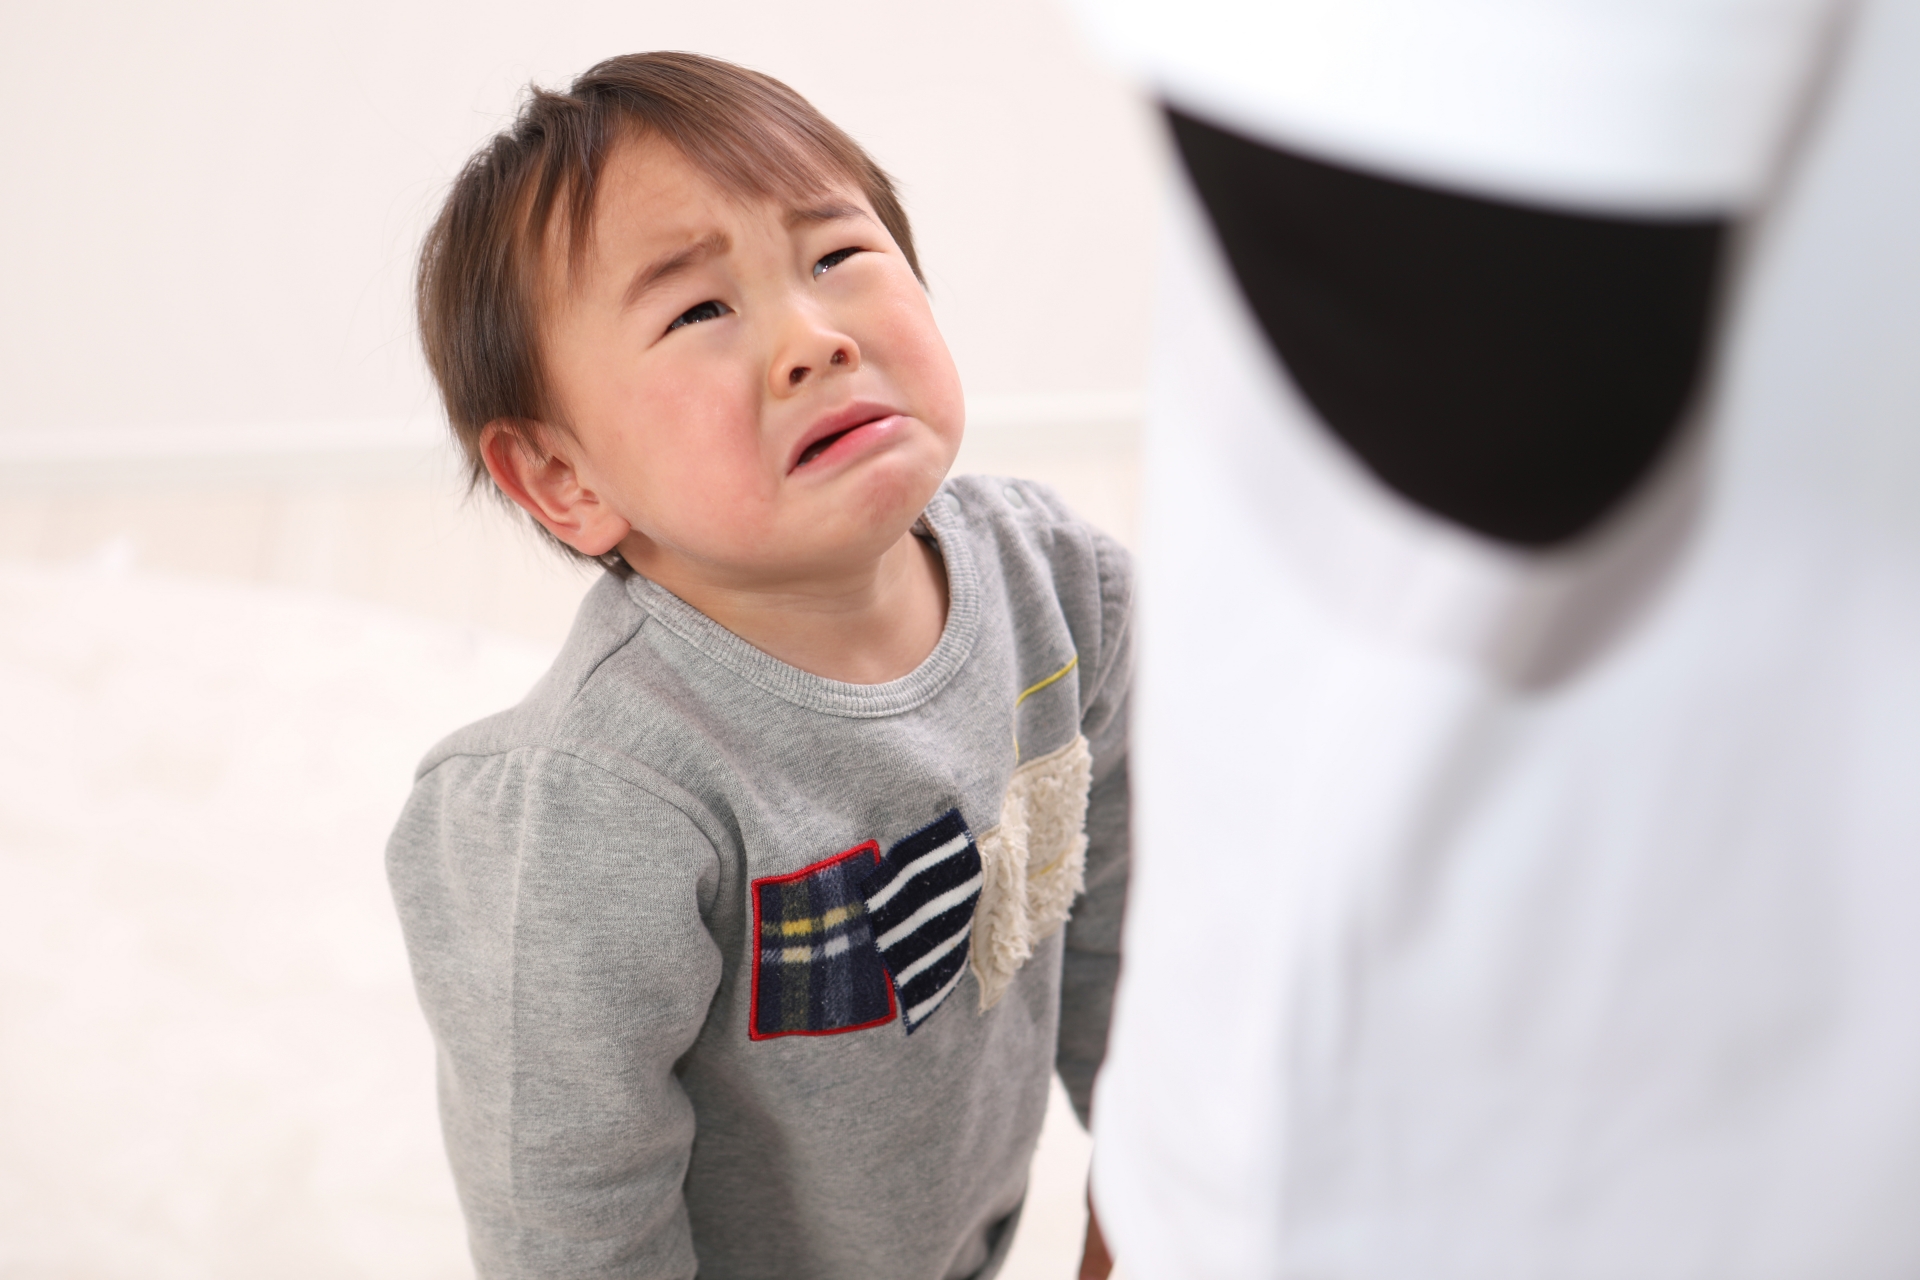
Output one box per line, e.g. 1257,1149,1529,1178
0,2,1158,1275
0,0,1160,435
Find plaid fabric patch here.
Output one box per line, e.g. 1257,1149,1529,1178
749,842,897,1040
859,810,983,1033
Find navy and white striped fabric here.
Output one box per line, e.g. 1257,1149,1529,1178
859,810,983,1032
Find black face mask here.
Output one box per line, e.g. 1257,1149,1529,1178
1168,106,1729,548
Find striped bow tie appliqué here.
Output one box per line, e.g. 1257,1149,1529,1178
859,810,984,1033
746,811,984,1040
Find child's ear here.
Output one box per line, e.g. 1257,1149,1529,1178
479,420,631,557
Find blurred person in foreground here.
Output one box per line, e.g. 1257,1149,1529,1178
1071,0,1920,1275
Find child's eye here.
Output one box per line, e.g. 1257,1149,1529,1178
813,247,862,277
666,300,731,333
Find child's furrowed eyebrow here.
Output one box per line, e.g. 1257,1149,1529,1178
622,232,730,310
785,200,868,229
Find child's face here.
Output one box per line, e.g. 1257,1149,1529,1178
538,134,964,588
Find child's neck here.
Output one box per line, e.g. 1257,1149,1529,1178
636,528,949,685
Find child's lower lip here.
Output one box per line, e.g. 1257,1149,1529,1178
795,414,904,472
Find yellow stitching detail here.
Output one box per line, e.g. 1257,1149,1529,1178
1010,655,1078,763
1031,849,1070,879
764,903,860,938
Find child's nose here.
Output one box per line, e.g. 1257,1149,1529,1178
786,348,852,387
773,301,860,393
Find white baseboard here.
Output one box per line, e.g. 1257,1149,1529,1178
0,392,1142,492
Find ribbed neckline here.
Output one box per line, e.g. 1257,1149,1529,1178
622,487,980,719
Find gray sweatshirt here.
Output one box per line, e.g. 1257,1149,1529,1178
387,476,1132,1280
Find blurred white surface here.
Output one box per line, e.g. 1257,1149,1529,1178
0,562,530,1277
0,556,1100,1277
1070,0,1836,213
0,399,1138,649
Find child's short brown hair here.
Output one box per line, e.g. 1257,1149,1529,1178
417,52,922,535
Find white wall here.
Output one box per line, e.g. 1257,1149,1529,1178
0,0,1162,438
0,13,1154,1273
0,0,1159,641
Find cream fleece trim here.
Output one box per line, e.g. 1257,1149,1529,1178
971,734,1093,1010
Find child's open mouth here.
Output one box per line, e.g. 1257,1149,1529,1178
789,405,903,474
796,425,860,468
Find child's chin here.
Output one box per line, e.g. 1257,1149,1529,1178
842,449,948,514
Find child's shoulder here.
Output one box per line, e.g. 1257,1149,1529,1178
408,477,1132,786
937,473,1133,619
407,571,657,779
939,473,1130,576
941,472,1108,536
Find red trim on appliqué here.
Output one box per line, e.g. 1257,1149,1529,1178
747,840,898,1041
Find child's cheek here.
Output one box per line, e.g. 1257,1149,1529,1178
645,357,754,452
878,293,962,416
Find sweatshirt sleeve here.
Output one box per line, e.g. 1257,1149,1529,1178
1057,528,1134,1126
386,746,723,1279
